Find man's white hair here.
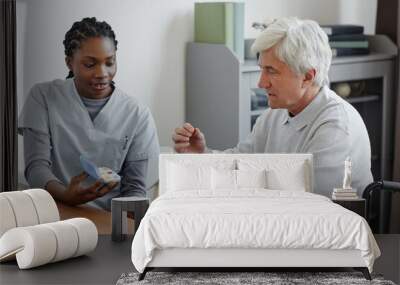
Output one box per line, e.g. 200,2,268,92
251,17,332,87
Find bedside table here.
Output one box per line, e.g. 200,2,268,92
332,198,366,218
111,197,149,242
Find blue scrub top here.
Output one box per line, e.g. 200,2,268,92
19,79,160,209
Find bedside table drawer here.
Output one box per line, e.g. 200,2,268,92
332,199,366,218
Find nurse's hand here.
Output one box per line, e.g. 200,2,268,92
172,122,206,153
63,172,118,206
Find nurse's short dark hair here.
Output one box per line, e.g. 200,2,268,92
63,17,118,78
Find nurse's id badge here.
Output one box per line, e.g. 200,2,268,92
80,155,121,184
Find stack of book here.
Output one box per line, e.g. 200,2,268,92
194,2,244,62
321,24,369,57
332,188,359,200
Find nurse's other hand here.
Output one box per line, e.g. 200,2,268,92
172,122,206,153
64,172,118,206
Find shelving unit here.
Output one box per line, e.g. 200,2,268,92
346,95,380,104
186,35,397,181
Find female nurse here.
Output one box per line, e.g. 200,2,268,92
18,17,160,211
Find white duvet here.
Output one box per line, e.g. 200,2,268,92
131,190,380,273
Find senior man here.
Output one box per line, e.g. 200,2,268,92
173,17,373,197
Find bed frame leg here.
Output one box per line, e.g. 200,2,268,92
362,268,372,280
354,267,371,280
138,268,148,281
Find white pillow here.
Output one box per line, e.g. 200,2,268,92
211,168,268,190
167,162,212,191
211,168,236,190
237,159,309,192
237,169,268,189
267,167,307,191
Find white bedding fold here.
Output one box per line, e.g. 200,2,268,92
131,190,380,273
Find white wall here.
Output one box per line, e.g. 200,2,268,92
16,0,377,182
17,0,194,143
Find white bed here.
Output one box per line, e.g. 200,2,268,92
131,154,380,280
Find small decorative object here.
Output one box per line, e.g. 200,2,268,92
0,189,98,269
332,157,358,200
342,156,352,189
0,218,97,269
332,82,351,98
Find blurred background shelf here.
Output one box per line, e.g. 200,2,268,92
345,94,380,104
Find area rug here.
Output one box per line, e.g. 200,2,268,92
116,271,395,285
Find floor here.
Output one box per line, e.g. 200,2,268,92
0,235,134,285
373,234,400,284
0,235,398,285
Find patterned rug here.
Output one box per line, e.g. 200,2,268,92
116,271,396,285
